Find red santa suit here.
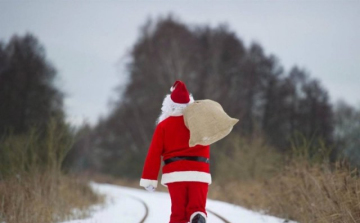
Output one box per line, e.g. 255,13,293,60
140,81,210,223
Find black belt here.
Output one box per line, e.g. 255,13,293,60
164,156,210,165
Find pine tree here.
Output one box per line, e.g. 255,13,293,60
0,33,65,136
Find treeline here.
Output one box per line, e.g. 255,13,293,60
0,34,101,223
0,34,65,136
68,16,359,178
0,33,70,176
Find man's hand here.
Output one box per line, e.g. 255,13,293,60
145,185,155,192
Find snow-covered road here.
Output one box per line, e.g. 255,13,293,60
61,183,294,223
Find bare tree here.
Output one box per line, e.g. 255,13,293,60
82,16,335,177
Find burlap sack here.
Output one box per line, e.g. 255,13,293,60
183,99,239,147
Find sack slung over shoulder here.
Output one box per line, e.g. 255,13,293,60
183,99,239,147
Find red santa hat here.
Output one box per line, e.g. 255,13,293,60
170,80,190,104
157,80,194,123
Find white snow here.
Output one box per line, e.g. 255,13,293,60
61,182,295,223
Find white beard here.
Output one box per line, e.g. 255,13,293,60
156,94,194,124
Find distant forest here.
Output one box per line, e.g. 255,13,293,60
0,16,359,179
66,16,360,177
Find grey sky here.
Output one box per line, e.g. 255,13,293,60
1,1,359,126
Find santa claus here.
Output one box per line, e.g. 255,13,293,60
140,80,210,223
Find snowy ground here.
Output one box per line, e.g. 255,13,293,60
61,182,295,223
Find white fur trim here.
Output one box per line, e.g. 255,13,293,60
190,211,207,222
140,178,158,188
161,171,211,185
157,94,194,124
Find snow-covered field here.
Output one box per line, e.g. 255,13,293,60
61,182,294,223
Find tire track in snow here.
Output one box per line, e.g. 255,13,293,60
128,195,231,223
207,208,231,223
126,195,149,223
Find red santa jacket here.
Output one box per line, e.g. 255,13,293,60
140,115,211,188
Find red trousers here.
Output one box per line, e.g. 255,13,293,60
167,182,208,223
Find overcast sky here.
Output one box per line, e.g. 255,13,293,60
0,1,359,126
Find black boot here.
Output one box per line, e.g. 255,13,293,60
191,213,206,223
